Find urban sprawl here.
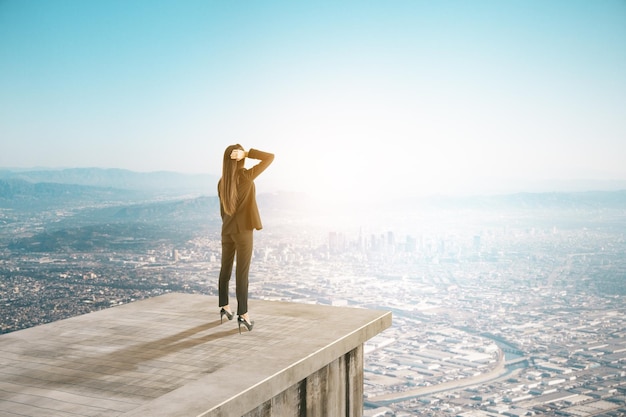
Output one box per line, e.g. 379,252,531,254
1,203,625,417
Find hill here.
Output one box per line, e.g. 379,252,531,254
0,178,141,210
0,167,217,194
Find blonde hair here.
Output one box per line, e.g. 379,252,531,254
219,144,244,216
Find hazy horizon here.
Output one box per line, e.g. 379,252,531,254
3,166,626,202
1,0,625,201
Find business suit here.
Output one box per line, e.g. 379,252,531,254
218,148,274,315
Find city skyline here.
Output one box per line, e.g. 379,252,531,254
1,176,625,415
1,0,625,201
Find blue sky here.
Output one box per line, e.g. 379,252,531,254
1,0,625,198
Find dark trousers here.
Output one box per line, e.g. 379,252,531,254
218,229,253,315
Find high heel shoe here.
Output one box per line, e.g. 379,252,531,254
220,308,233,324
238,316,254,333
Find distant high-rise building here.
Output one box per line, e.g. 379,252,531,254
328,231,346,253
386,231,396,254
406,235,417,253
387,231,395,248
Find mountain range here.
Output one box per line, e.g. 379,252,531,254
1,167,626,213
0,167,217,193
1,168,625,253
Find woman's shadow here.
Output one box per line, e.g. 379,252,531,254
102,319,241,372
36,319,241,394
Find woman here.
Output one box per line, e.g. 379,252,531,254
217,144,274,333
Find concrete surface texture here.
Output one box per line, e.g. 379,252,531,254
0,293,391,416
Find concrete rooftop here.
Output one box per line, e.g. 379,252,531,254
0,293,391,416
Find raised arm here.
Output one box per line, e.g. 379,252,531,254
245,148,274,180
